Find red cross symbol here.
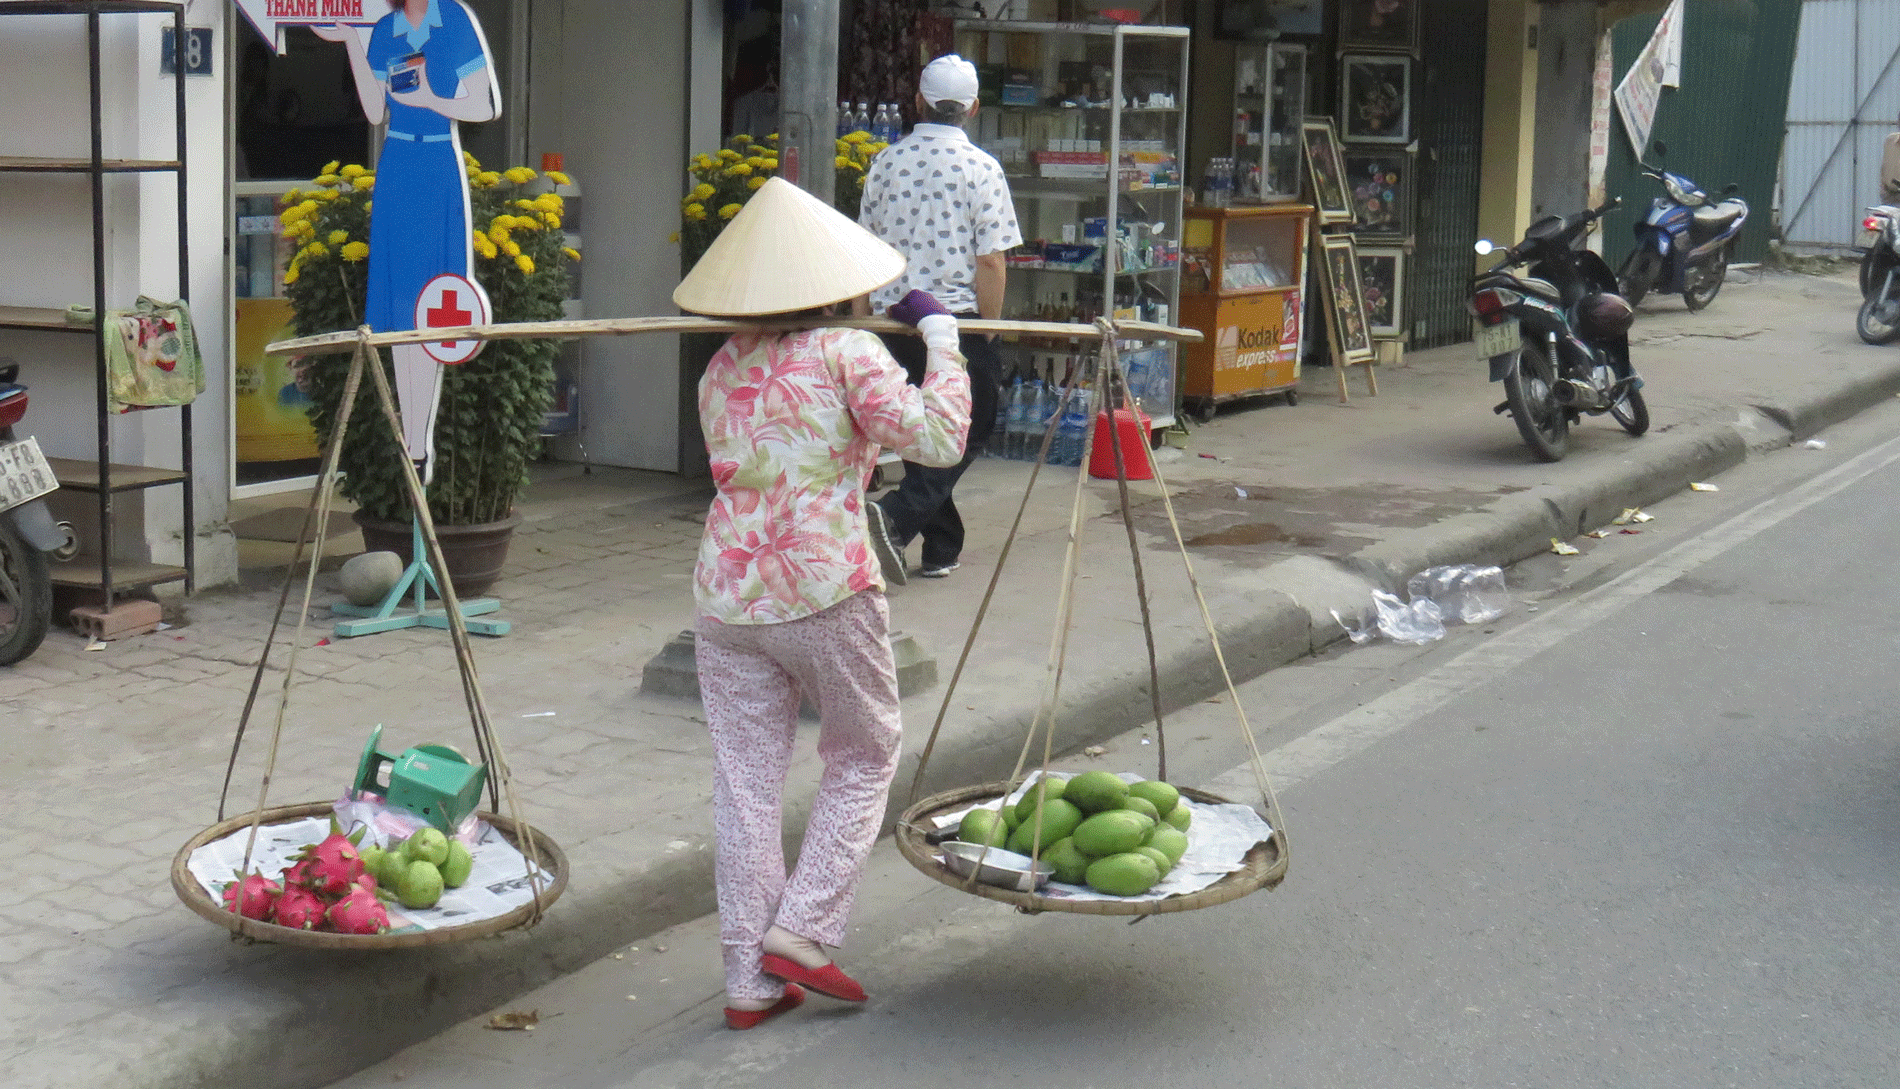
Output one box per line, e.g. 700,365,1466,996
412,274,491,365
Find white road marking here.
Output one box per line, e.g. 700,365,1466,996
1207,432,1900,800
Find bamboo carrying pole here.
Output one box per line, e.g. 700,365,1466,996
264,314,1203,357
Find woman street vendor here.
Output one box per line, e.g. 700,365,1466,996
672,177,972,1029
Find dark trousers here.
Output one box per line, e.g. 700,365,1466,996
875,321,1001,568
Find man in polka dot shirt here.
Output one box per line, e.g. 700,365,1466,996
858,54,1022,582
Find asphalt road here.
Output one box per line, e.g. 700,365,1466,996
331,401,1900,1089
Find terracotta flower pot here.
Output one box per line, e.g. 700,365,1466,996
351,511,520,599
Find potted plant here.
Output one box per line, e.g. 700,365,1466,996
284,156,578,595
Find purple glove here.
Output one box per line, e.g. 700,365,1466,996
887,289,952,327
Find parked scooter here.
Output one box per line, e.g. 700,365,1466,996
1470,198,1649,462
0,358,71,665
1617,141,1748,311
1856,204,1900,344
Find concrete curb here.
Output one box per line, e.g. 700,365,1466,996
132,356,1900,1089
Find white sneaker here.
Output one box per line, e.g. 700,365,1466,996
864,503,908,587
919,562,959,579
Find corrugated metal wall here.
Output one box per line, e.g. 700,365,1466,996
1599,0,1804,267
1782,0,1900,249
1409,0,1489,349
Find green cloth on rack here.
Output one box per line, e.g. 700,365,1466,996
104,296,204,414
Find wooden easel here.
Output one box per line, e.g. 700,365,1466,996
1313,223,1377,403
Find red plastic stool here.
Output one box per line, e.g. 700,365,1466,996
1088,407,1154,481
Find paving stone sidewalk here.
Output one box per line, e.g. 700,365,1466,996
1,267,1889,1089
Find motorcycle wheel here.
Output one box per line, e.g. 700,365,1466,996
1502,338,1569,462
1619,249,1662,306
0,516,52,666
1856,293,1900,345
1610,384,1650,437
1682,245,1729,311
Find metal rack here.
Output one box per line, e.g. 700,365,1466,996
0,0,194,607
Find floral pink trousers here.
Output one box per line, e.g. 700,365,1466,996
693,590,902,1001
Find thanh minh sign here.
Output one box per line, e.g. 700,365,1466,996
234,0,376,53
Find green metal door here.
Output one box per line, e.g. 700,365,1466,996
1599,0,1803,269
1410,0,1489,349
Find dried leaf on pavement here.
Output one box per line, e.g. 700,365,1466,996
485,1010,540,1031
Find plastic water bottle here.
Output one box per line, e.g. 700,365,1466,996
986,380,1010,458
876,104,898,143
854,101,871,135
1007,379,1038,460
1062,389,1092,466
1001,378,1025,459
1030,382,1060,462
837,100,853,138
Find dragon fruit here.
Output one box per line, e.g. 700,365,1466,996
281,857,316,888
325,886,389,935
272,884,328,930
220,873,281,921
298,832,366,896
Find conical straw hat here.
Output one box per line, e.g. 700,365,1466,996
674,177,907,316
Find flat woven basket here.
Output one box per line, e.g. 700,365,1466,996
172,801,568,950
895,781,1287,916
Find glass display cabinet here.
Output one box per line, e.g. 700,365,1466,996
1231,42,1306,203
1177,203,1312,419
956,20,1191,428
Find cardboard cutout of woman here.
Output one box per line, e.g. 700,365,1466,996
313,0,499,476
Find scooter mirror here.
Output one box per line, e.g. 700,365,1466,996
1473,239,1497,256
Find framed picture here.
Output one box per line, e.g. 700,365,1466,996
1342,148,1413,237
1318,232,1375,365
1300,117,1353,226
1339,54,1411,144
1341,0,1420,53
1355,244,1405,338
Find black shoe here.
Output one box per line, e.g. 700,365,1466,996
865,502,908,587
919,562,960,579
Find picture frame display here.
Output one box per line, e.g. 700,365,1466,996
1341,0,1420,53
1300,117,1353,226
1319,232,1375,365
1355,244,1405,338
1342,149,1412,237
1340,54,1411,144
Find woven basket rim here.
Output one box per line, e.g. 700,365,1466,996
171,800,568,950
895,781,1286,916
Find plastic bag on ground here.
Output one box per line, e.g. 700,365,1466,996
1406,564,1509,625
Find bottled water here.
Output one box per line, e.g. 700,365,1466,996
1003,378,1027,460
854,101,871,135
837,101,853,138
1030,381,1060,462
986,380,1010,458
1056,388,1091,466
1007,379,1038,460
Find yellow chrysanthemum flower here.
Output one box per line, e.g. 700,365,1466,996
842,131,869,144
314,173,340,187
299,199,319,214
503,166,537,184
463,151,481,169
693,154,714,170
746,176,767,190
765,133,779,142
515,254,535,274
547,170,571,185
364,200,372,213
835,156,853,170
327,229,348,246
690,183,716,202
352,175,374,191
835,139,850,154
476,171,502,188
488,225,511,244
540,213,561,229
302,241,328,258
279,206,308,226
727,163,753,177
563,246,581,261
684,203,707,221
492,214,518,230
474,237,497,259
534,193,564,213
312,189,339,201
761,157,779,170
717,149,742,162
502,240,521,257
340,164,366,180
283,188,303,204
283,266,300,285
322,160,340,175
341,241,369,262
296,222,317,241
718,202,742,219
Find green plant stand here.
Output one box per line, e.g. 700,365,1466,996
332,514,510,638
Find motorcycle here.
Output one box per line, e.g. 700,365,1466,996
1855,204,1900,344
0,357,70,665
1617,141,1747,311
1470,198,1649,463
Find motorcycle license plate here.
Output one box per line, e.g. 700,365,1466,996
1475,317,1521,360
0,437,57,515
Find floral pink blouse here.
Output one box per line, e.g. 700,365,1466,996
695,327,971,624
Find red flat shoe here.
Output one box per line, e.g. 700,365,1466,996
724,983,805,1030
759,954,867,1002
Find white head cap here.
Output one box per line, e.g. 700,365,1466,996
919,54,980,108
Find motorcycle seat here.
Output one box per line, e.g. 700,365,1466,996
1515,276,1563,302
1690,200,1746,241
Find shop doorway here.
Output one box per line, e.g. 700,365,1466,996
226,1,528,497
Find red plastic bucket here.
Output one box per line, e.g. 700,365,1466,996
1088,408,1154,480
